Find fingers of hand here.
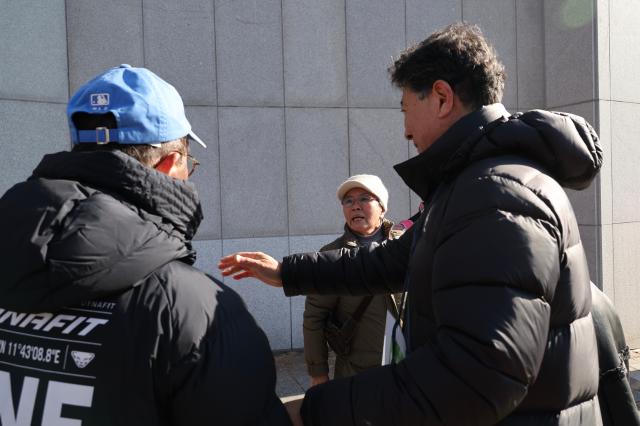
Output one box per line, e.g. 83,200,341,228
221,266,257,280
218,252,271,282
233,271,254,280
219,265,243,276
233,251,264,261
219,254,255,272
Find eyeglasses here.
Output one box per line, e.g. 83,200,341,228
341,195,377,208
185,153,200,177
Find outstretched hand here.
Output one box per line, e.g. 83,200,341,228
218,251,283,287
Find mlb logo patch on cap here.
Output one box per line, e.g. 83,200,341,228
90,93,110,108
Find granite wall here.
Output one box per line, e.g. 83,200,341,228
2,0,634,348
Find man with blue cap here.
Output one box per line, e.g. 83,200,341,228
0,65,291,425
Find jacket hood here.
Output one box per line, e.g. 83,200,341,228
0,150,203,312
394,104,602,200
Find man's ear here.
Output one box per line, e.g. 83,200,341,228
431,79,455,117
154,151,184,179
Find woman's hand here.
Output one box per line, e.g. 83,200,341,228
310,375,329,387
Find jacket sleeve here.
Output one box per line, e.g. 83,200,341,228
303,295,338,377
299,175,561,425
282,225,412,297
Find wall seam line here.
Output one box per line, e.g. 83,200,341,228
344,0,352,178
592,0,602,288
542,0,547,109
514,0,519,109
607,0,615,303
280,0,293,349
212,0,224,249
141,0,145,66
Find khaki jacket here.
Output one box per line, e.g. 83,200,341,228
303,220,396,378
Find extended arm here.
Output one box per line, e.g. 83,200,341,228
282,228,413,297
219,227,413,297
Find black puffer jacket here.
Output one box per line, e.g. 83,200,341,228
282,104,603,425
0,150,290,425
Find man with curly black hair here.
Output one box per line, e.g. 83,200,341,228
220,23,603,425
390,22,506,110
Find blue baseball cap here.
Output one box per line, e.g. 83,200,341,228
67,64,206,148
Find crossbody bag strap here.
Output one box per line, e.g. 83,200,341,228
351,296,374,322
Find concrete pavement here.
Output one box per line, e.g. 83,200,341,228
275,350,330,398
276,348,640,410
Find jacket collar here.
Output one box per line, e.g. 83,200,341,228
31,150,203,240
394,104,510,200
341,219,394,247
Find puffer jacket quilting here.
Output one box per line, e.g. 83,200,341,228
0,150,290,425
282,104,603,425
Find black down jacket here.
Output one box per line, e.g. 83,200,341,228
0,150,290,426
282,104,603,425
